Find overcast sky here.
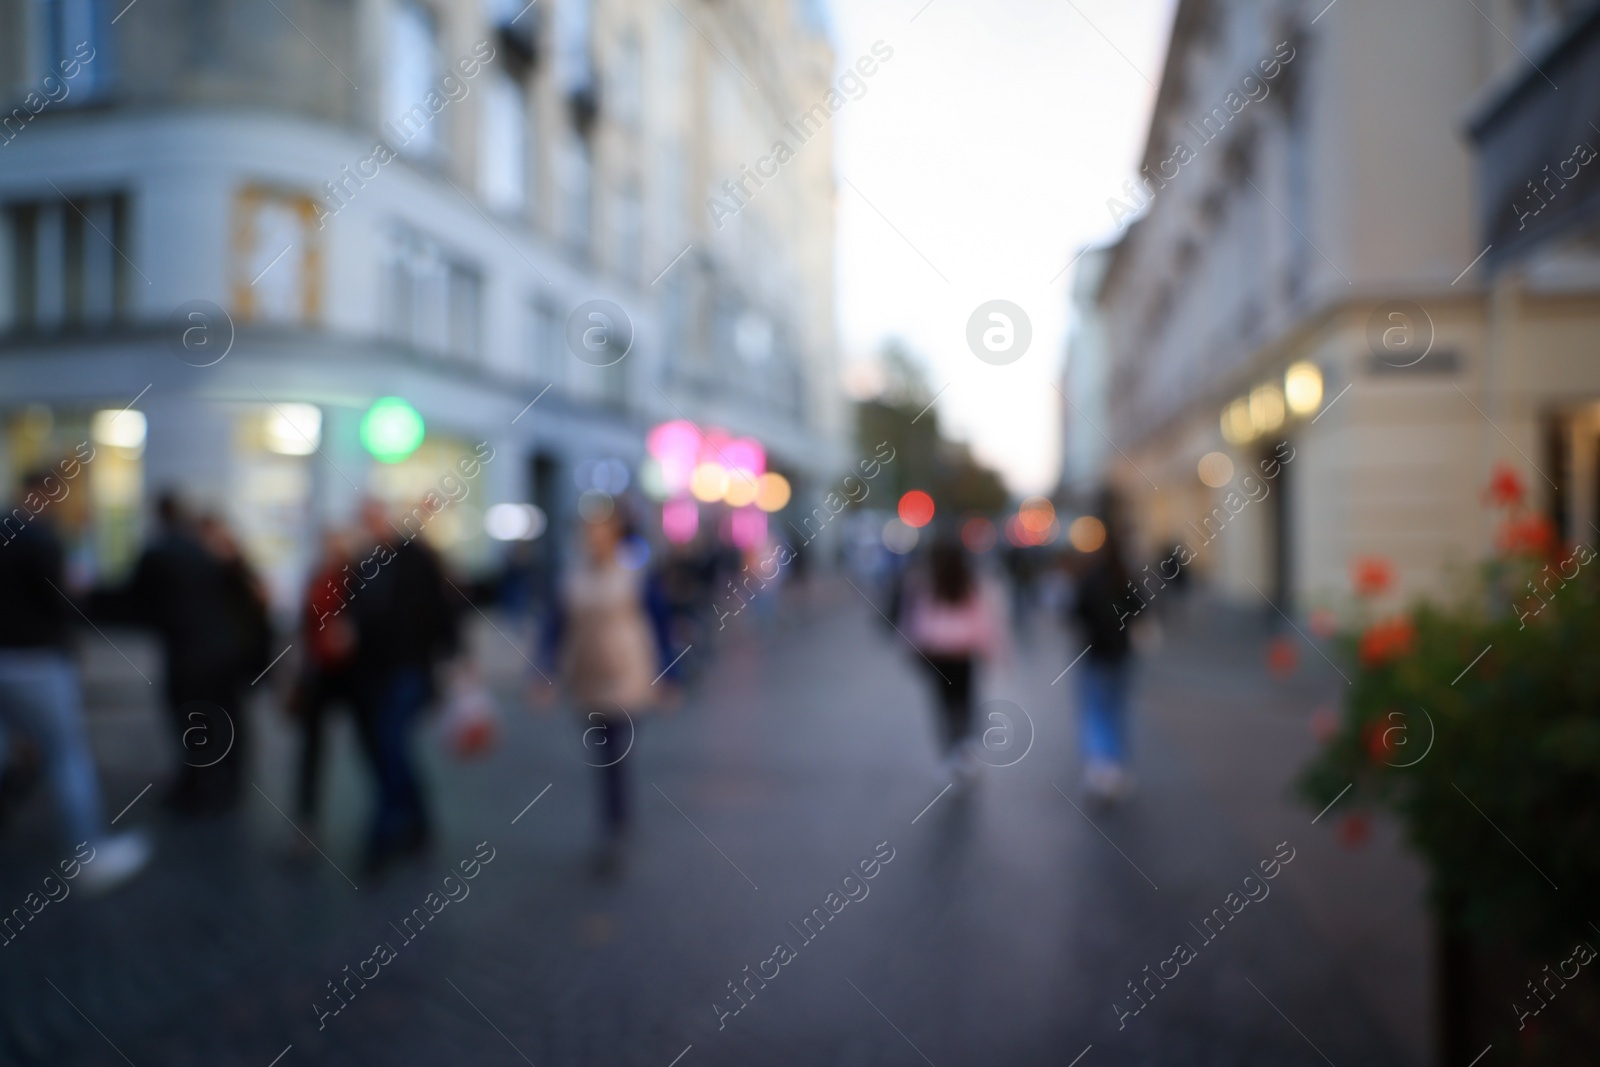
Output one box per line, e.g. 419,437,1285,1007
823,0,1176,494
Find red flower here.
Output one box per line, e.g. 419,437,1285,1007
1483,462,1525,509
1498,513,1556,558
1359,617,1415,668
1336,812,1372,850
1266,636,1299,678
1361,714,1404,765
1351,556,1395,597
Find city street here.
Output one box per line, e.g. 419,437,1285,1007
0,580,1427,1067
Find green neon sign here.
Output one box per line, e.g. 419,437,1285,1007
360,397,425,463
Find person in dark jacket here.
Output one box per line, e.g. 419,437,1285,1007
349,498,461,873
120,493,251,813
196,512,273,805
1068,499,1141,801
0,469,149,892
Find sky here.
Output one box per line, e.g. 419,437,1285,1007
823,0,1177,494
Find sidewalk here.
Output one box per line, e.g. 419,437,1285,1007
0,577,1429,1066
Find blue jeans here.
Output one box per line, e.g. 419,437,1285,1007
1077,659,1131,766
0,650,102,844
360,667,431,854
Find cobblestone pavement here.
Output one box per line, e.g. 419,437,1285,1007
0,582,1425,1066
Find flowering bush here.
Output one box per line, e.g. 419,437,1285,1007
1299,463,1600,957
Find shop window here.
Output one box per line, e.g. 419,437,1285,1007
2,192,128,334
232,188,322,325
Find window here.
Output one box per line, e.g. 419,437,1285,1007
481,70,528,214
529,295,563,386
656,140,688,249
554,0,594,96
35,0,111,99
610,33,643,130
611,182,642,283
232,188,321,325
3,192,128,334
560,134,593,258
386,0,441,158
380,225,482,361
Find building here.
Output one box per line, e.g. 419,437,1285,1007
0,0,844,607
1088,0,1600,613
1059,244,1113,504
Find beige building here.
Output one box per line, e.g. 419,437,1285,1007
1083,0,1600,613
0,0,842,604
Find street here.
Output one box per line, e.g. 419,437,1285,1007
0,582,1425,1067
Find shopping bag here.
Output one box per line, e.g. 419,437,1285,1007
440,673,500,759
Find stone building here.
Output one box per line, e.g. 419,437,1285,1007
1079,0,1600,612
0,0,842,605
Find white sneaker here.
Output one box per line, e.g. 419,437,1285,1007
77,831,151,896
1085,761,1117,800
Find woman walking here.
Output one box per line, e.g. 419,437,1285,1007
536,506,678,871
904,541,1007,784
1068,508,1139,801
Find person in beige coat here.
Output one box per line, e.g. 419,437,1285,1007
534,507,680,862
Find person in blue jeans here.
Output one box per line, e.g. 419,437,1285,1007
0,469,150,892
349,499,462,874
1068,500,1139,801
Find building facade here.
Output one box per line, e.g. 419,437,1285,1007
1083,0,1600,614
0,0,843,606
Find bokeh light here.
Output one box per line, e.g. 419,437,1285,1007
484,503,546,541
359,397,425,463
690,462,729,503
1285,361,1324,415
723,472,760,508
755,472,791,512
1249,383,1286,434
898,490,935,528
1018,496,1055,533
1198,451,1235,488
1068,515,1107,552
961,516,997,553
883,518,919,554
661,498,699,543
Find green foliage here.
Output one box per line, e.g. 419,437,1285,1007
852,340,1009,515
1298,547,1600,952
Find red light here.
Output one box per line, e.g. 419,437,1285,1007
961,516,997,553
898,490,935,529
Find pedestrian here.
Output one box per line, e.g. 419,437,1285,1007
903,540,1008,785
196,513,273,805
290,528,358,836
0,469,149,892
120,492,250,814
348,499,461,873
534,505,679,872
1067,502,1140,801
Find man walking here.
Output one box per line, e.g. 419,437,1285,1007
349,499,461,873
